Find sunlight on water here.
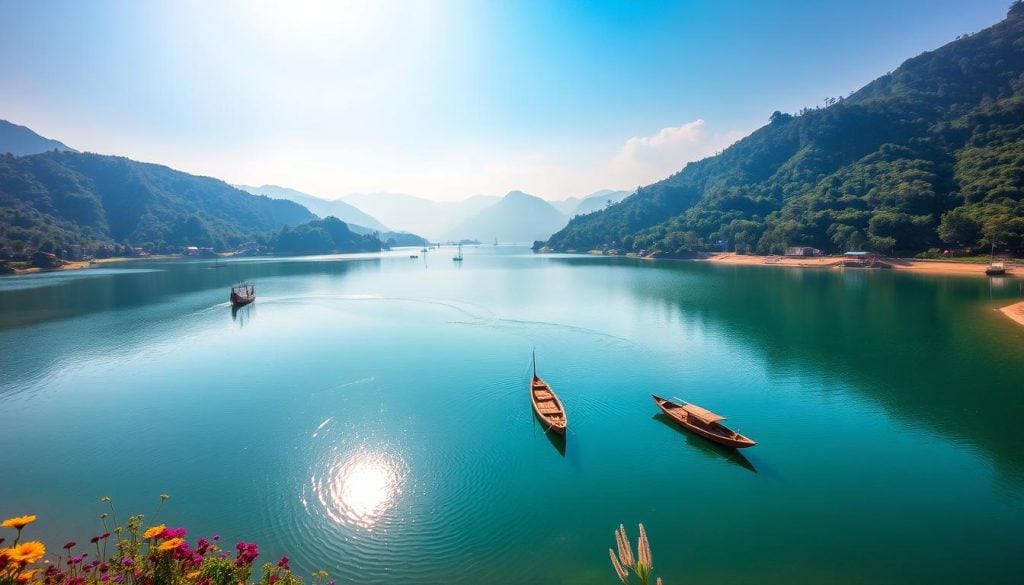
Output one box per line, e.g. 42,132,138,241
312,449,406,530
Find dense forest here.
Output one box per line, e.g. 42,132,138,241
272,216,382,255
543,3,1024,257
0,151,315,255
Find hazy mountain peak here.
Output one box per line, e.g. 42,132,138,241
0,119,77,156
236,184,388,232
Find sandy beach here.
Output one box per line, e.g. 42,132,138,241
3,255,182,275
999,302,1024,328
705,253,1020,278
7,260,93,275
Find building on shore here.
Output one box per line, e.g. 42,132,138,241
785,246,823,257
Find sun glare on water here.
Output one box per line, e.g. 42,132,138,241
313,450,406,530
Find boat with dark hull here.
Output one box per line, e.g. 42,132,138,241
652,395,755,448
986,262,1007,276
230,283,255,307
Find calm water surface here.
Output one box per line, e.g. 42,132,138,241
1,247,1023,584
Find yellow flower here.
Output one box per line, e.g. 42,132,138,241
1,515,37,530
158,538,184,552
17,569,39,582
6,541,46,564
186,571,201,579
143,525,166,539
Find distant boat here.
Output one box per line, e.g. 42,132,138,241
493,238,498,246
453,244,464,262
420,247,429,253
230,282,255,307
652,395,755,448
986,262,1007,276
530,351,567,435
409,254,419,259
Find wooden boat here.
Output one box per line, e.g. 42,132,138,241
986,262,1007,276
652,395,755,448
230,282,255,306
530,352,566,435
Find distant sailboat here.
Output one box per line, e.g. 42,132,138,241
493,238,499,246
453,244,464,262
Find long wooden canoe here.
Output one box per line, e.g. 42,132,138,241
531,375,567,435
652,395,755,448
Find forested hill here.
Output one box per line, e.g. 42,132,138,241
543,3,1024,256
0,151,315,252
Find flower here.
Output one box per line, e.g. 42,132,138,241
233,541,258,566
1,515,37,530
161,527,187,540
63,541,76,550
186,571,200,579
277,556,290,570
143,525,166,539
158,538,184,552
121,557,133,566
16,568,38,582
6,541,46,564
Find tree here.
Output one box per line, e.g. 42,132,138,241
937,208,980,246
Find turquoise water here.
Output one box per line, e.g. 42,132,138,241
1,247,1023,584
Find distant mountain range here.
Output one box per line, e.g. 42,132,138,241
340,189,632,241
447,190,568,243
0,120,76,156
0,116,624,255
235,184,389,232
340,192,499,241
544,5,1024,256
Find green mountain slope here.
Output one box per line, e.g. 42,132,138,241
272,216,381,255
0,151,315,253
544,4,1024,256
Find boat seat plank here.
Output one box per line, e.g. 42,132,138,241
536,402,562,414
534,390,554,400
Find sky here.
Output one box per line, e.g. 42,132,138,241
0,0,1012,202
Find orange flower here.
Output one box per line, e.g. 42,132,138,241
186,571,201,579
17,569,38,582
157,538,184,552
1,516,36,530
143,525,166,539
6,541,46,564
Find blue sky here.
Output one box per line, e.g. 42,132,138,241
0,0,1011,201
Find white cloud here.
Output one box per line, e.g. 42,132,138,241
608,119,744,188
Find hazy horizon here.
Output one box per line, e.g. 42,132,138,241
0,0,1009,202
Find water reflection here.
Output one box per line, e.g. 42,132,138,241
544,429,567,456
231,303,255,327
312,449,407,530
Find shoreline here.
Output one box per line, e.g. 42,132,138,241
999,301,1024,328
2,254,183,276
702,253,1021,278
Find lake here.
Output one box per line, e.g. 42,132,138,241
1,246,1022,584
